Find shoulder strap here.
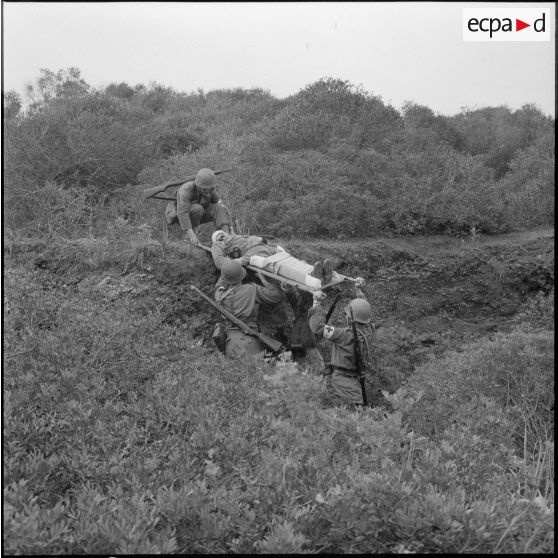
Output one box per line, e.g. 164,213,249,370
220,287,233,301
216,286,233,304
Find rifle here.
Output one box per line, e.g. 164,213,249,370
349,307,368,406
142,168,233,200
322,294,341,375
190,285,284,354
325,294,340,324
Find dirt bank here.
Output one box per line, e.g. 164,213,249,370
9,227,553,394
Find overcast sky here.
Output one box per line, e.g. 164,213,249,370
2,1,555,116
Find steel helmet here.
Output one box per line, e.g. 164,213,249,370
345,298,372,324
212,230,227,244
195,168,217,189
221,259,246,284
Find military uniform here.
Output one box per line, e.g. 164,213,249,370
308,304,372,405
167,180,232,233
215,281,284,359
286,289,325,373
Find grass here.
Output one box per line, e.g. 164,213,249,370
2,221,555,554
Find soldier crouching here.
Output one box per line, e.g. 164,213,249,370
214,260,285,359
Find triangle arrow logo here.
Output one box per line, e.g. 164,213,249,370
516,19,530,31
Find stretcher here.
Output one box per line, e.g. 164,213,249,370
197,244,355,293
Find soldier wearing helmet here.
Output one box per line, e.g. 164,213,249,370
308,278,374,406
215,260,285,359
168,168,234,245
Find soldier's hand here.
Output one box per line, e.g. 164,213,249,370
234,257,249,267
257,271,270,286
186,229,199,245
312,291,327,306
355,277,365,288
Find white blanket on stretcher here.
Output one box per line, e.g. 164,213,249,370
249,252,321,288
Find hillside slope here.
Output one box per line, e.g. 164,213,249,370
3,227,554,554
8,226,553,384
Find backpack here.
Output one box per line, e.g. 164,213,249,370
212,287,233,353
212,322,228,353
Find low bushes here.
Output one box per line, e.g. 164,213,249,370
3,247,554,553
404,330,554,449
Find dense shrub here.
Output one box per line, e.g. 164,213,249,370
149,113,208,157
4,68,554,238
267,78,402,153
402,102,462,149
4,93,156,192
254,187,383,238
3,90,22,120
496,130,555,228
451,104,553,179
104,81,136,99
404,330,554,453
267,106,333,150
202,88,285,126
3,235,555,554
514,289,554,332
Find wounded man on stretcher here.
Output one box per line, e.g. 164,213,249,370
210,231,338,289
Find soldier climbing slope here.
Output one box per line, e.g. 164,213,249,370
308,278,375,407
214,259,285,359
165,168,234,246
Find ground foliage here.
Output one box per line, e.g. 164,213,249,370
2,68,554,554
3,222,554,554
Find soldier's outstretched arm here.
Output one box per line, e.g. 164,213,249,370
211,242,227,269
309,292,351,346
308,292,328,336
255,275,285,305
354,277,366,298
257,270,274,288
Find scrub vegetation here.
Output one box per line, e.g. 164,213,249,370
3,68,554,554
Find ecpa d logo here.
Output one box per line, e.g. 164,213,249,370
463,8,551,41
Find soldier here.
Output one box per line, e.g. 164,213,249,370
215,259,285,359
166,168,233,245
308,278,374,406
211,230,277,269
211,230,334,286
285,289,325,373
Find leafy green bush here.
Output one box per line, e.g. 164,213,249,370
514,289,554,331
451,104,553,179
267,78,401,153
3,242,554,553
5,69,554,238
496,130,555,228
404,330,554,455
4,93,156,192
